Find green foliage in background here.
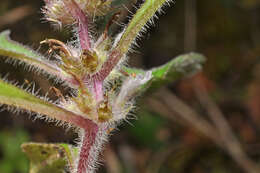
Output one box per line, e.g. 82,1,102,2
0,129,29,173
128,110,165,149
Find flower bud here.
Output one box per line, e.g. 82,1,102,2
77,0,113,16
42,0,74,26
43,0,113,27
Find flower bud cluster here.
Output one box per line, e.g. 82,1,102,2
43,0,113,27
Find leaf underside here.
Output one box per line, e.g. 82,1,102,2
123,53,206,92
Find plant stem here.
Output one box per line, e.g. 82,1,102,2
77,125,99,173
64,0,92,50
92,80,104,103
76,123,110,173
94,50,121,81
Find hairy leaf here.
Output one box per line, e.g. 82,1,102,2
123,53,206,91
0,79,85,126
0,30,68,80
115,0,171,54
21,142,78,173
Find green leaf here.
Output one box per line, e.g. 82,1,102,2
0,79,83,125
128,110,165,149
21,142,78,173
124,53,206,91
0,30,67,79
115,0,170,55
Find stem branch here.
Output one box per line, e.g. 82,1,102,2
64,0,92,50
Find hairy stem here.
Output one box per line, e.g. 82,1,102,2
92,80,103,103
93,50,121,81
77,123,110,173
64,0,92,50
77,125,98,173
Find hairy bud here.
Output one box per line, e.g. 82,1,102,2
43,0,113,27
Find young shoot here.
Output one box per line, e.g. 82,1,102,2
0,0,205,173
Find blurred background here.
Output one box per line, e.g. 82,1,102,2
1,0,260,172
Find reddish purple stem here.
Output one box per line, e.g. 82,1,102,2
78,17,92,50
63,110,100,173
92,80,104,103
77,125,99,173
93,50,122,81
64,0,92,50
69,115,96,129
